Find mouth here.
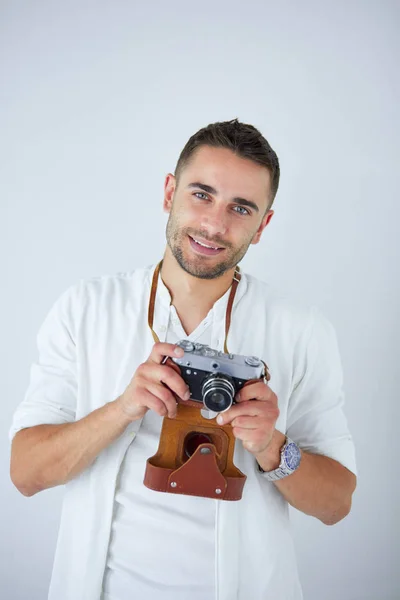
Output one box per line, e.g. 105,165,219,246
188,235,225,256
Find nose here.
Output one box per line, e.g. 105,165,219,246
200,206,228,239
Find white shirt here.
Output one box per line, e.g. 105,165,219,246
102,312,218,600
9,264,357,600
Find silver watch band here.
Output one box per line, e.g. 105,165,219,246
260,465,291,481
258,436,301,481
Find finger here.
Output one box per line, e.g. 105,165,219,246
148,342,184,364
142,362,190,401
230,415,264,429
231,427,268,452
136,390,171,418
147,383,178,418
217,401,267,425
236,381,277,404
232,426,250,438
161,358,182,376
231,426,258,442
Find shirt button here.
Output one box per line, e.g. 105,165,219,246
131,432,136,439
160,325,167,332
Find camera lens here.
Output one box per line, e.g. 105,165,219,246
209,391,226,408
202,373,235,413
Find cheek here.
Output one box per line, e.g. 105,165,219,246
235,225,259,247
185,202,204,219
178,205,208,230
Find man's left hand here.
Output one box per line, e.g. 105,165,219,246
216,380,279,455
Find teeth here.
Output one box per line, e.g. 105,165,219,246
193,237,219,250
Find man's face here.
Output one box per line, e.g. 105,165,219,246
163,145,274,279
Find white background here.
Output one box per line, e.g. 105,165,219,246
1,1,398,599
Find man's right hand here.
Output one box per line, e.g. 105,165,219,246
115,342,191,422
10,342,191,496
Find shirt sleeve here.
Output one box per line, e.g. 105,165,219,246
9,282,82,442
286,306,357,476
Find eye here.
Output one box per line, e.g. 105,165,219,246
233,205,250,216
193,192,209,200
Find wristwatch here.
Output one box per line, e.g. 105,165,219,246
258,436,301,481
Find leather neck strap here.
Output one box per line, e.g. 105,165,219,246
148,260,241,354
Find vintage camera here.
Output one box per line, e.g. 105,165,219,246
143,341,269,502
171,340,265,413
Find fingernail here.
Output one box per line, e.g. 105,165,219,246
174,346,184,356
183,389,190,400
217,415,224,425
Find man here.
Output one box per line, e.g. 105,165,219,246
9,118,357,600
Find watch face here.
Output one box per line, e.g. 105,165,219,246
284,442,301,470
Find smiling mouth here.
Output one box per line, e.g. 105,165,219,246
189,235,223,250
188,235,225,255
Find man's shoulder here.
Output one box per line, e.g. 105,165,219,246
57,265,154,313
75,265,153,297
242,271,312,323
242,271,336,345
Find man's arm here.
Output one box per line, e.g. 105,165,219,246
216,381,357,526
10,399,132,497
10,342,190,497
255,429,357,525
217,307,357,526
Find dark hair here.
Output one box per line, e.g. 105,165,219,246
174,118,280,210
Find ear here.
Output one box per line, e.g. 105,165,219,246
163,174,176,213
251,210,274,245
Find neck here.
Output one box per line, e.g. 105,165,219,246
160,246,237,311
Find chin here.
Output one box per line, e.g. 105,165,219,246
179,255,231,280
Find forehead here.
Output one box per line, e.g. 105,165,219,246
180,145,271,202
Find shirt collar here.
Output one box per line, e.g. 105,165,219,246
148,263,248,317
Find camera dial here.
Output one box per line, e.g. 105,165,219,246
178,340,194,352
245,356,261,367
203,348,217,357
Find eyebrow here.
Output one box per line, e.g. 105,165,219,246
186,182,260,213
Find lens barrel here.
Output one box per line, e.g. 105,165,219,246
202,373,235,413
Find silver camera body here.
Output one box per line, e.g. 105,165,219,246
172,340,264,413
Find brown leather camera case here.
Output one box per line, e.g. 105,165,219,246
143,399,246,501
